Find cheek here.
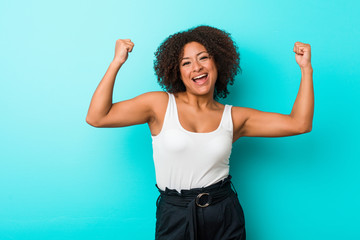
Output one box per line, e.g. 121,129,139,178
207,60,218,73
180,68,190,80
209,64,218,80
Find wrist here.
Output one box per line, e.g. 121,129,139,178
110,59,124,69
300,65,313,74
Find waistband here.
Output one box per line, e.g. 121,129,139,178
155,175,237,240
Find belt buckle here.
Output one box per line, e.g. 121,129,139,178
196,193,212,208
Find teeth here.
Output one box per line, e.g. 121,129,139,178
193,74,207,80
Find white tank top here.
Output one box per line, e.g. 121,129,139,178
152,93,233,192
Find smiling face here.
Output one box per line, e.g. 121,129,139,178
179,41,218,97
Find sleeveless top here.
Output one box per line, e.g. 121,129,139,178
151,93,233,192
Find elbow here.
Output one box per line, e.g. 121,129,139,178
302,127,312,134
292,117,313,134
299,123,312,134
86,117,101,128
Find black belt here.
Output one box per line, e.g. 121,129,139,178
156,176,236,240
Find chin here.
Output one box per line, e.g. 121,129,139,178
192,87,215,97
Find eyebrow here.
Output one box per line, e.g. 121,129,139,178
181,51,208,61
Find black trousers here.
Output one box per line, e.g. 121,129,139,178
155,176,246,240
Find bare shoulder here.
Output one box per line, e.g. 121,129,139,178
142,91,168,103
232,106,256,117
231,105,264,126
231,106,250,128
140,91,168,112
231,106,257,141
145,91,169,135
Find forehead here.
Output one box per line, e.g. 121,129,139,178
181,42,207,58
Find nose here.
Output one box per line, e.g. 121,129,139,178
192,60,203,72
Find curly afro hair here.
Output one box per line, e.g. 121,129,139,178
154,25,241,99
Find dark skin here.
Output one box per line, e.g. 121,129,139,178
86,40,314,143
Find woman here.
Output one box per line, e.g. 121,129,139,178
86,25,313,240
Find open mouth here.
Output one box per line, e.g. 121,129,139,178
192,74,208,84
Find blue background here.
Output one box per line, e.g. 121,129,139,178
1,0,359,239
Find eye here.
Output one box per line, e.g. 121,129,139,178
200,56,208,60
182,62,190,66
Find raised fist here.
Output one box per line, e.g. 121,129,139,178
113,39,135,65
293,42,311,69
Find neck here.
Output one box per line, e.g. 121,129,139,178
178,91,216,109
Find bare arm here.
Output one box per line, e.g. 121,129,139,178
233,42,314,140
85,60,122,126
86,39,155,128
